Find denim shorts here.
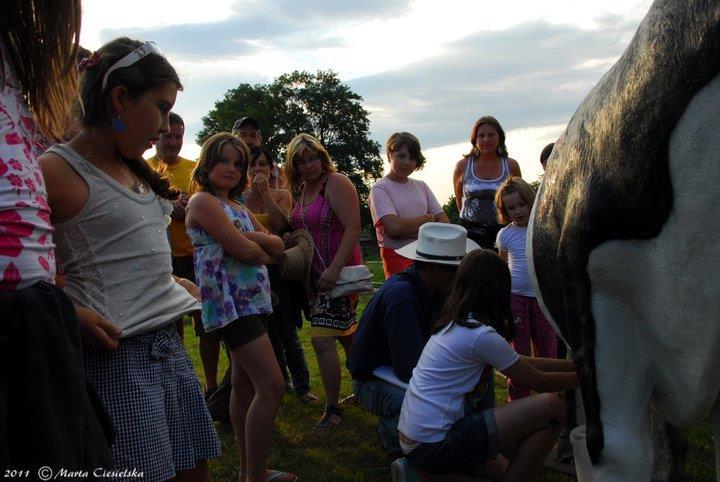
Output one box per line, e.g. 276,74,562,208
405,409,499,476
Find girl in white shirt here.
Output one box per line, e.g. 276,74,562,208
398,249,579,481
495,176,558,400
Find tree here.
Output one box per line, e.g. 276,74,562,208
198,70,384,228
442,195,460,224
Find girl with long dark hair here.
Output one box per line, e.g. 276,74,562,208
398,250,578,481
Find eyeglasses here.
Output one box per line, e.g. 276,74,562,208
295,154,321,167
101,41,164,92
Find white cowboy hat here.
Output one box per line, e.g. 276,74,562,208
395,223,480,266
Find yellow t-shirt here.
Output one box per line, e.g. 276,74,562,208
147,155,196,258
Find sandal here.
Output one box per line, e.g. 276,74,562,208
313,405,342,431
339,393,356,406
267,469,298,481
239,469,298,481
299,391,320,404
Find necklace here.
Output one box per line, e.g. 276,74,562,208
77,131,149,194
132,180,148,194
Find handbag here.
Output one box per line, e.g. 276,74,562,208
328,264,373,299
309,242,373,299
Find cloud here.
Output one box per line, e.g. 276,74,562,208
98,0,410,59
349,16,639,149
270,0,410,20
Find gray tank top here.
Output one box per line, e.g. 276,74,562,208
49,145,200,337
459,155,509,225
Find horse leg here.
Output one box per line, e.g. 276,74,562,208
589,300,654,482
712,398,720,482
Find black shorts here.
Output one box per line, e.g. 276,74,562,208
216,314,269,351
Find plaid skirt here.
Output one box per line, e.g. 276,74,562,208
84,323,221,481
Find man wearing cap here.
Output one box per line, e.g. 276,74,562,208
232,116,287,189
348,223,488,460
232,116,263,148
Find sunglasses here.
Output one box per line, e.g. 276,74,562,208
101,41,164,92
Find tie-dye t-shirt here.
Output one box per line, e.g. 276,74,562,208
187,199,272,331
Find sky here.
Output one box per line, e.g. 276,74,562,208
81,0,654,204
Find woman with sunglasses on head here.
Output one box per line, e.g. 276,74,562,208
1,0,113,473
40,37,220,482
283,133,363,431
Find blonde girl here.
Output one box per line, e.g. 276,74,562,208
186,132,296,482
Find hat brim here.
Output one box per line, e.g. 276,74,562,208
280,229,314,287
394,238,481,265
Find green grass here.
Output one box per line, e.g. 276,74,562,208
182,249,715,481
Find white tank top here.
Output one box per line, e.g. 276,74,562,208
48,144,199,337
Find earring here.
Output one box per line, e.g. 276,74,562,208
112,114,126,133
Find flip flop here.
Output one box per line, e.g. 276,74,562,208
267,469,298,481
239,470,298,481
299,391,320,404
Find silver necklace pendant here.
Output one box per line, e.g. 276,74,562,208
133,181,148,194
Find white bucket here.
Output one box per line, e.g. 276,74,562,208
570,425,593,481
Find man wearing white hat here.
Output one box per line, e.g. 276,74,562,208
348,223,487,462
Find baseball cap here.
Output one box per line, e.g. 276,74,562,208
232,116,260,131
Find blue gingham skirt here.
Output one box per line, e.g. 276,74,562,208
84,323,221,481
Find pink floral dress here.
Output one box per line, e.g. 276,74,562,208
0,44,54,290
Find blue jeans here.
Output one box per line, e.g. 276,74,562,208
267,268,311,395
353,378,406,455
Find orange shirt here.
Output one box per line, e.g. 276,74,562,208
147,155,196,258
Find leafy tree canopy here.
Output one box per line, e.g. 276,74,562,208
197,70,384,227
442,195,460,224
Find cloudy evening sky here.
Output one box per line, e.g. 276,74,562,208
81,0,653,203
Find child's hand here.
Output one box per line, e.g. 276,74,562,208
171,193,189,220
175,277,201,301
282,232,298,249
75,305,121,352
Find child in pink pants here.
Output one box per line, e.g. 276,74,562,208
495,177,557,400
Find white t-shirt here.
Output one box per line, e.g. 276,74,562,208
369,176,443,250
398,320,519,443
495,223,535,297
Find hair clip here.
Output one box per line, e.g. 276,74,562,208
78,52,100,72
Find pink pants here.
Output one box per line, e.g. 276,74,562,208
508,294,558,401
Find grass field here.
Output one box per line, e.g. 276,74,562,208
182,250,715,481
